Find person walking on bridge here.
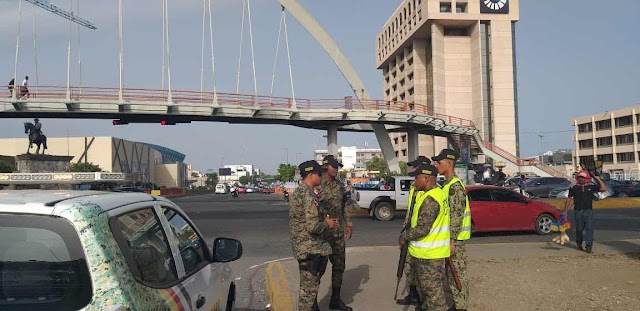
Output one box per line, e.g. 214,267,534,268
8,78,14,97
317,154,353,311
289,160,338,311
434,149,472,311
396,155,431,306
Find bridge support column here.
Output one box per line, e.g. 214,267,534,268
372,124,400,173
407,129,419,161
327,126,338,156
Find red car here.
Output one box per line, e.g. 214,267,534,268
466,185,561,235
261,188,274,194
237,187,247,194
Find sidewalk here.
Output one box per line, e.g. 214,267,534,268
260,239,640,311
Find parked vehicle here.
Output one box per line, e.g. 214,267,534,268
609,180,640,197
353,176,414,221
111,187,145,193
261,188,274,194
0,190,242,311
524,177,571,198
467,185,561,235
237,187,247,194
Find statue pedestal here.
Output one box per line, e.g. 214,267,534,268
15,154,74,173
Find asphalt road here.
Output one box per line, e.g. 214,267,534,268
174,193,640,280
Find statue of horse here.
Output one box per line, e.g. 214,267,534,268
23,122,47,155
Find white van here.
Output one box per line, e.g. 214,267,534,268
215,183,228,194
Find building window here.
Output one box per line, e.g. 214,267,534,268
456,3,467,13
617,152,635,163
402,149,407,156
401,135,407,142
440,2,452,12
394,137,399,145
616,134,634,145
615,115,633,128
578,139,593,149
579,155,594,165
598,154,614,164
596,136,613,147
578,123,593,133
444,27,469,36
395,151,399,157
595,119,612,131
408,73,414,81
408,87,414,96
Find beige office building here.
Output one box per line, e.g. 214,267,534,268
0,136,190,187
377,0,520,161
573,105,640,179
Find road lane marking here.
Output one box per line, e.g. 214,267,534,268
265,261,293,311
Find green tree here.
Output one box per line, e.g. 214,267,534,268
366,156,389,174
205,173,218,187
399,161,408,175
239,175,251,185
277,163,297,182
339,170,348,180
70,162,103,172
0,160,14,173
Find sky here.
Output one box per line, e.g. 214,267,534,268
0,0,639,173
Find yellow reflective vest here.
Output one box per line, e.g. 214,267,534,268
408,187,450,259
442,177,472,240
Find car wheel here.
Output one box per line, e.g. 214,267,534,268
226,283,235,311
374,202,395,221
618,192,629,198
535,214,554,235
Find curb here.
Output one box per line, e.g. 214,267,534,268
265,261,294,311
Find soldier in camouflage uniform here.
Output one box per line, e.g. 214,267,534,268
289,160,340,311
397,156,431,306
400,163,454,311
433,149,470,311
317,155,353,311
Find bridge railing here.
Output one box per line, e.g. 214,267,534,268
5,85,478,129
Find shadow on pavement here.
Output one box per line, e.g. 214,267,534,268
599,240,640,260
319,264,371,306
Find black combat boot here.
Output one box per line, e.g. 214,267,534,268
329,286,353,311
396,285,420,306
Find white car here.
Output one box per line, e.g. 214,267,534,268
0,190,242,311
215,183,228,194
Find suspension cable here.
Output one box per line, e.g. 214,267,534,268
208,0,218,104
164,0,173,102
118,0,124,101
269,7,284,101
235,0,246,94
247,0,257,96
161,0,166,89
32,3,39,93
14,0,24,99
200,0,206,97
66,0,73,100
283,8,297,106
76,0,82,91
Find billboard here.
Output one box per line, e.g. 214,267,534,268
219,168,232,176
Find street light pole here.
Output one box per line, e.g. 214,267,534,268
538,133,544,163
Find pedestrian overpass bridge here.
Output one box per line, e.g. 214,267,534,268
0,86,564,178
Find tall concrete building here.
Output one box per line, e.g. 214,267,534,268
377,0,520,161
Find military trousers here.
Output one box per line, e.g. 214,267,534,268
318,235,346,287
298,256,329,311
414,257,454,311
447,240,469,310
404,253,416,287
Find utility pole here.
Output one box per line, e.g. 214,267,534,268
538,133,544,164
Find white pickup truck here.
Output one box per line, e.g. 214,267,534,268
353,176,414,221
